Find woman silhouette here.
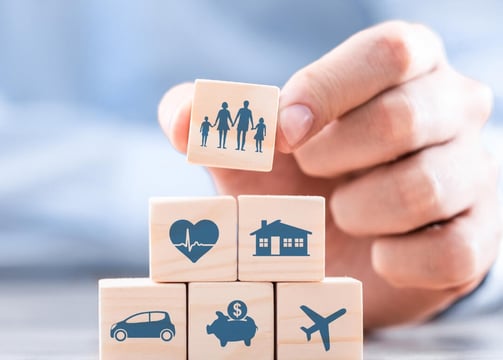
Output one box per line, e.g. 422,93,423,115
213,102,233,149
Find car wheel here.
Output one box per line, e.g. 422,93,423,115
160,329,174,342
114,329,127,342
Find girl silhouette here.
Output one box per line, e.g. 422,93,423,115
253,117,266,152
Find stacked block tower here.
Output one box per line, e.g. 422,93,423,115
99,80,363,359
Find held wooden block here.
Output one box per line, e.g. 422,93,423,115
238,195,325,281
276,278,363,360
150,196,237,282
189,282,274,360
187,79,280,172
99,278,186,360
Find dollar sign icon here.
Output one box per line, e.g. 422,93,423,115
228,300,247,320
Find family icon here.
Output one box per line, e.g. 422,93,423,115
200,100,266,153
187,79,279,171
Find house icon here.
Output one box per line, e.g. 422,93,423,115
250,220,311,257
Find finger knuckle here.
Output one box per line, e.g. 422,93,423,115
473,82,494,125
330,187,358,234
483,150,501,188
393,158,443,218
375,89,419,147
430,223,477,286
453,73,493,127
373,21,415,78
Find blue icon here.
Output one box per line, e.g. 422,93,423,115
300,305,347,352
169,219,219,263
200,116,213,147
213,101,233,149
206,300,258,347
253,117,266,153
110,311,176,342
201,100,266,153
234,100,254,151
250,220,311,256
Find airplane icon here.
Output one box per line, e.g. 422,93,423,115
299,305,347,352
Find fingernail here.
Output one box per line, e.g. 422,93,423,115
279,104,313,148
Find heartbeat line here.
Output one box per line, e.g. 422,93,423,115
173,229,214,252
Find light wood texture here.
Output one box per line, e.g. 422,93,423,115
187,79,279,172
149,196,237,282
189,282,274,360
276,278,363,360
238,195,325,281
4,277,503,359
99,278,186,360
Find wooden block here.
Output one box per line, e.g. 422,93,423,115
99,278,186,360
189,282,274,360
150,196,237,282
187,79,280,172
238,195,325,281
276,278,363,360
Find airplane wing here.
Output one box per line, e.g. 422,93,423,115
327,308,347,323
300,305,324,323
319,326,331,351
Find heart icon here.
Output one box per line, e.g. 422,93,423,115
169,219,219,263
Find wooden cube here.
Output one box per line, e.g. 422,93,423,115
150,196,237,282
99,278,186,360
189,282,274,360
238,195,325,281
276,278,363,360
187,79,280,172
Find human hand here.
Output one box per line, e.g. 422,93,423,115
158,21,501,329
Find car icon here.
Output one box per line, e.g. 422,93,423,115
110,311,176,342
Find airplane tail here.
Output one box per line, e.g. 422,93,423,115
300,326,312,341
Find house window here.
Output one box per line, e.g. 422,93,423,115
283,238,293,247
259,238,269,247
294,238,304,247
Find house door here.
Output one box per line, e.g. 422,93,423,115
270,236,280,256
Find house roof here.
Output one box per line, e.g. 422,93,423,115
250,219,312,236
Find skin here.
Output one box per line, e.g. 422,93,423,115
158,21,502,329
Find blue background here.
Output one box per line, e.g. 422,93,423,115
0,0,501,276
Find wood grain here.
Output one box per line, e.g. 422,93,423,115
187,79,279,172
238,195,325,281
99,278,186,360
149,196,237,282
189,281,274,360
276,278,363,360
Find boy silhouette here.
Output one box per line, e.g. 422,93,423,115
200,116,212,147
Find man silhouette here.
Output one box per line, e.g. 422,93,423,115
233,100,254,151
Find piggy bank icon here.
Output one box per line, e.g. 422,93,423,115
206,300,258,347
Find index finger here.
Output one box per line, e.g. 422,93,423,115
277,21,446,152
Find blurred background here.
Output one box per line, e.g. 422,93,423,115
0,0,502,277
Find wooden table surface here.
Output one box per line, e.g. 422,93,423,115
1,276,502,359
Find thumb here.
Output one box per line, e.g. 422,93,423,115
276,21,444,153
158,82,194,153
